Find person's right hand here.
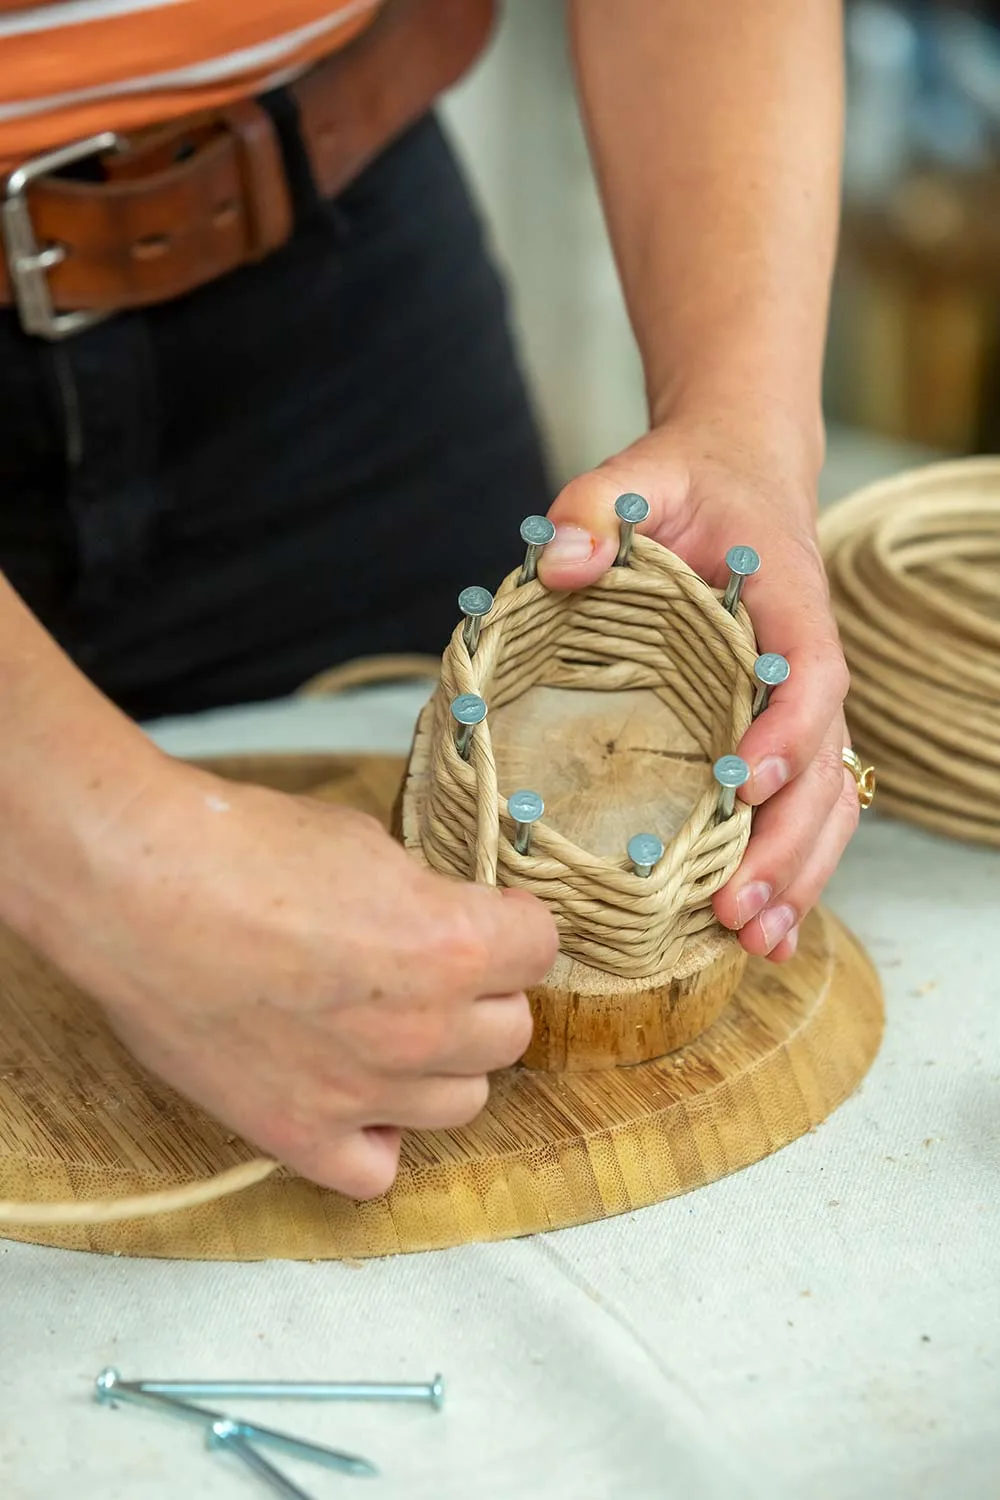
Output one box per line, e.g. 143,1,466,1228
22,756,559,1200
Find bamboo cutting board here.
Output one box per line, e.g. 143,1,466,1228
0,752,883,1260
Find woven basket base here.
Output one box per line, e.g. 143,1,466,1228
399,685,754,1070
0,753,883,1261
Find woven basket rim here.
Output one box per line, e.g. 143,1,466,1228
441,536,758,861
417,536,762,976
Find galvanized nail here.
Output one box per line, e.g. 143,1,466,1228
450,693,487,760
713,755,751,819
627,832,665,878
722,546,761,614
208,1421,317,1500
752,652,791,717
458,586,494,658
134,1375,445,1410
613,493,651,566
518,515,556,585
94,1368,376,1478
507,789,545,855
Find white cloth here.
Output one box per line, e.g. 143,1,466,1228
3,688,999,1500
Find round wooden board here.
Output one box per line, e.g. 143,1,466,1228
0,753,883,1261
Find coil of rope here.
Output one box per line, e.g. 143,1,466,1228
819,456,1000,848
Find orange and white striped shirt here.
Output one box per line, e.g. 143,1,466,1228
0,0,384,170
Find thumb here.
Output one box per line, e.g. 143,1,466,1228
536,469,627,591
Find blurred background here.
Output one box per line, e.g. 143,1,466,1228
440,0,1000,497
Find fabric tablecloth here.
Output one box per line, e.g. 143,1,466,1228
2,680,998,1500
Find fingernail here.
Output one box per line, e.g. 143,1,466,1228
735,881,772,927
760,903,797,952
783,924,800,957
750,756,791,802
543,524,597,566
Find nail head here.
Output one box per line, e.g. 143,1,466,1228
627,832,665,872
713,755,751,789
450,694,487,727
754,652,790,687
508,789,545,824
458,586,493,619
519,515,556,547
207,1418,240,1450
725,545,761,579
614,493,650,525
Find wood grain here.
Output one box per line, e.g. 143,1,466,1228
0,753,883,1261
402,685,748,1070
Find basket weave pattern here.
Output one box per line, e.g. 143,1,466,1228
418,536,759,978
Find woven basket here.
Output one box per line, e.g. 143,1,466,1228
415,534,760,980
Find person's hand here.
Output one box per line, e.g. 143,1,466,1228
27,758,558,1198
538,416,858,963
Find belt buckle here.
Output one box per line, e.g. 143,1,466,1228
1,131,122,341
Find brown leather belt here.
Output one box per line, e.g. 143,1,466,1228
0,0,495,339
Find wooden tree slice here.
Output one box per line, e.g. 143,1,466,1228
400,685,748,1070
0,753,883,1261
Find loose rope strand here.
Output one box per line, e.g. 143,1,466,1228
0,1159,280,1226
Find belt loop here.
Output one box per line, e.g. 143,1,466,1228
258,85,324,228
217,100,293,259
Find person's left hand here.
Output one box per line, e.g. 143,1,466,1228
537,416,859,963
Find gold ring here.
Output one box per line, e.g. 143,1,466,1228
843,747,877,809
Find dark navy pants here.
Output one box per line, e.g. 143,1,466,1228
0,105,551,720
